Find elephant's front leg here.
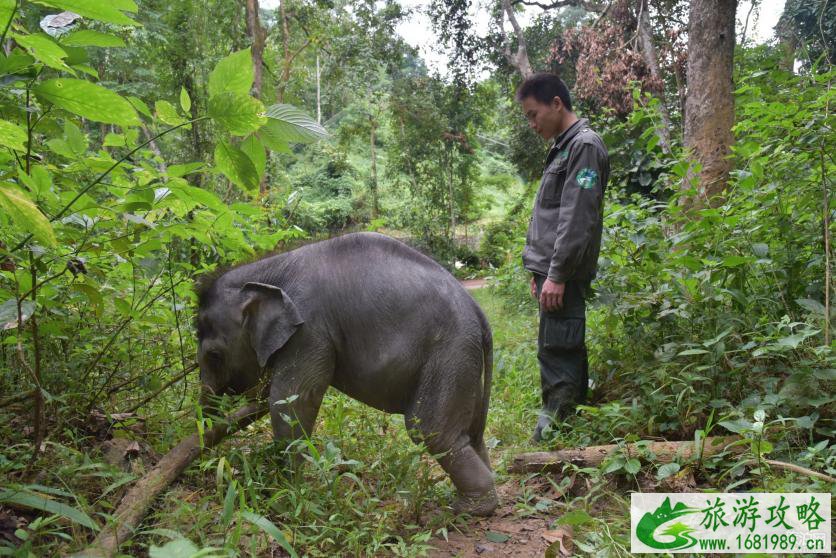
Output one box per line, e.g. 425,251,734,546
268,365,331,445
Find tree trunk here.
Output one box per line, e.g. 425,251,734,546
245,0,266,97
509,436,742,473
245,0,269,196
316,52,321,124
277,0,292,104
500,0,533,78
369,117,379,219
774,14,798,72
448,145,456,239
636,0,672,153
682,0,738,208
276,0,311,105
73,402,268,558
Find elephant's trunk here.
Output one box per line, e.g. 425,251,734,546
199,383,219,410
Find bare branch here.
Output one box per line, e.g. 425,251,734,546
511,0,605,12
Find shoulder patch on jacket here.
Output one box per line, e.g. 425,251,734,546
576,167,598,189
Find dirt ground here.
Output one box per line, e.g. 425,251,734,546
433,278,568,557
427,480,572,558
459,278,488,291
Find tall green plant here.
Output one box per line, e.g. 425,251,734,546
0,0,325,487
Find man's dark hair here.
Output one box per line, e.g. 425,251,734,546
516,73,573,112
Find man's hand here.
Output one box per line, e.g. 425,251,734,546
539,279,565,312
530,276,538,299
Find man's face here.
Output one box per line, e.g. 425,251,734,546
521,95,563,140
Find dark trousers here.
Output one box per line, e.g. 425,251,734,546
534,274,589,418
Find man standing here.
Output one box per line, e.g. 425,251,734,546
517,73,609,442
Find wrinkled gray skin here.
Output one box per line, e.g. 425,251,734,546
196,232,497,516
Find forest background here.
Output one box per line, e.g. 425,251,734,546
0,0,833,556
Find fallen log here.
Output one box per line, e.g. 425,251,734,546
762,459,836,484
509,436,742,474
72,402,268,558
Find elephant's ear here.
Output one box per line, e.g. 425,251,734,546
241,282,304,368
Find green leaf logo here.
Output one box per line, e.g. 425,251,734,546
636,497,700,550
576,167,598,190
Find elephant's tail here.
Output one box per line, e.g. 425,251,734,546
471,314,493,448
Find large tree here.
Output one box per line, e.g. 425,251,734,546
682,0,737,206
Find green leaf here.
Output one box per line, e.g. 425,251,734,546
241,511,297,558
72,63,98,78
263,103,327,143
168,180,227,212
0,51,36,76
0,488,98,530
0,0,15,32
624,458,641,475
179,86,191,113
485,531,510,543
17,165,52,197
64,120,88,154
155,100,188,127
752,242,769,257
0,120,27,151
62,45,88,66
721,255,751,268
208,92,265,136
12,32,72,73
148,538,199,558
62,30,126,47
126,96,152,119
796,298,826,315
220,481,236,528
72,282,103,316
602,458,624,474
677,348,710,356
0,183,56,246
753,439,773,455
656,462,680,480
214,141,258,193
167,162,205,178
719,419,753,434
103,132,128,147
0,299,35,329
256,124,291,153
241,135,266,179
33,0,138,26
556,509,594,526
208,48,253,98
34,78,140,127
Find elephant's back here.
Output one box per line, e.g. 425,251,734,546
299,234,487,412
294,232,484,336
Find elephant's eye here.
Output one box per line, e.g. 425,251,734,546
206,350,224,363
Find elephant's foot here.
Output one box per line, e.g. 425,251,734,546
453,487,498,517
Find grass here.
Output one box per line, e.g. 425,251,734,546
0,284,639,556
2,283,831,557
150,284,552,556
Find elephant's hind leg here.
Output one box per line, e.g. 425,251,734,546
405,404,497,515
405,424,497,516
439,437,498,516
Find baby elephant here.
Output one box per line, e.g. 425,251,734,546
196,232,497,516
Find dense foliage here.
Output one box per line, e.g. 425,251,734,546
0,0,833,556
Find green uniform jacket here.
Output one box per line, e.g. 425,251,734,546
523,118,609,284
